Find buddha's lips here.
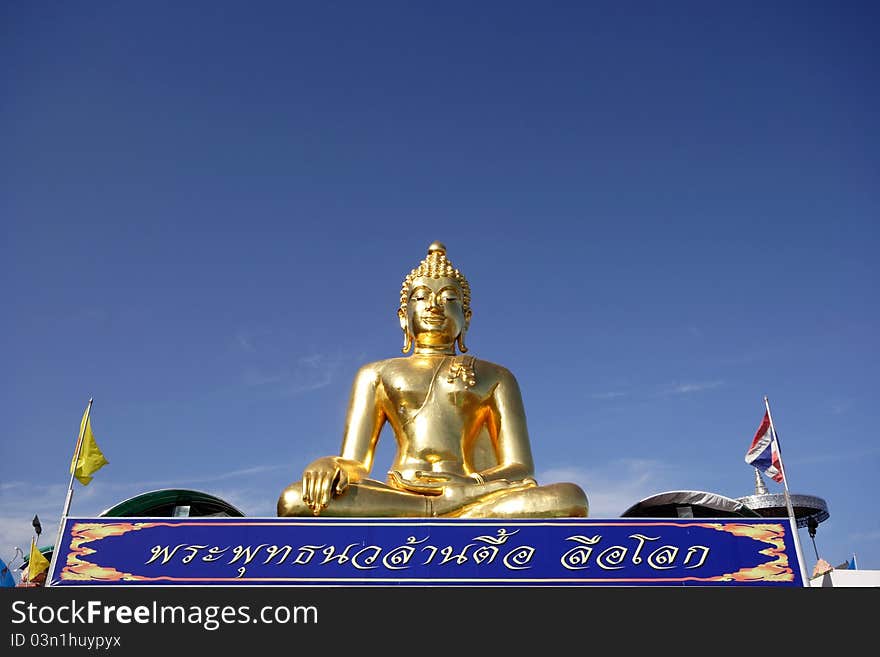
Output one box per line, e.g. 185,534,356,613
421,315,445,325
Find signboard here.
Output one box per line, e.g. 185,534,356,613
48,517,805,586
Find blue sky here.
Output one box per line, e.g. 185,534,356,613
1,2,877,576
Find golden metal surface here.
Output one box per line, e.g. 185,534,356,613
277,242,588,518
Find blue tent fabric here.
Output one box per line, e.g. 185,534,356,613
0,558,16,587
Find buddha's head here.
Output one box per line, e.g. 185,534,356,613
398,242,472,354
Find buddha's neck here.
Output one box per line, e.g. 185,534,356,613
413,344,455,356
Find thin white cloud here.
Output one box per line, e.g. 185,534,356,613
234,327,276,354
660,380,724,395
122,464,289,489
242,368,286,387
284,352,345,396
287,373,335,395
847,529,880,542
233,328,346,394
235,332,256,353
589,380,723,402
207,487,277,517
0,481,83,568
300,353,325,368
235,333,347,394
537,458,683,517
787,446,880,466
590,391,627,400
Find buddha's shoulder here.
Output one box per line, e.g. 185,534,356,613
470,357,520,383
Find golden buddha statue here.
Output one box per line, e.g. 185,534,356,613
277,242,589,518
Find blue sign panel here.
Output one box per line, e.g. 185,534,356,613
48,517,805,586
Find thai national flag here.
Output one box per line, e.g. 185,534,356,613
745,411,784,483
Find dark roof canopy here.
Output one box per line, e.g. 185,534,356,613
621,490,762,519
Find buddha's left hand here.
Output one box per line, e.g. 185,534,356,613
388,470,493,494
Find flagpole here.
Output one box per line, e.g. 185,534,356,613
764,395,810,586
46,398,93,585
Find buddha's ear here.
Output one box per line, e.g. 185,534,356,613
457,310,473,354
398,308,413,354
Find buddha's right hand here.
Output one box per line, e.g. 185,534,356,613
301,456,351,515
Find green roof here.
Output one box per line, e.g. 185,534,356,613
99,488,245,518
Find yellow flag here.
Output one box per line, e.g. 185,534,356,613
69,406,108,485
28,538,50,579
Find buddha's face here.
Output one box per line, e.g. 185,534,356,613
400,276,470,349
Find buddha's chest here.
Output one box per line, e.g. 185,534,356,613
381,362,485,420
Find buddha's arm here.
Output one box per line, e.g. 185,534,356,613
478,367,536,483
301,364,386,513
339,363,386,472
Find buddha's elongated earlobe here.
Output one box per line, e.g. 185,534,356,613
457,308,471,353
398,308,412,354
457,330,468,353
